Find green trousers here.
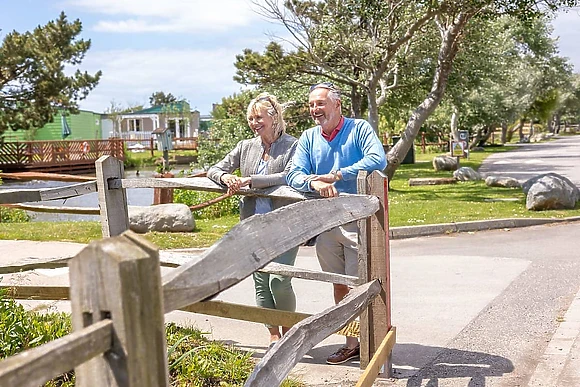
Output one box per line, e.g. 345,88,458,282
253,246,299,327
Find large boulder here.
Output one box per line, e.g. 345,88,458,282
433,155,458,171
485,176,521,188
524,174,580,211
453,167,481,181
522,173,579,195
529,132,554,143
129,204,195,233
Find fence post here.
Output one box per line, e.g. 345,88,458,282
96,155,129,237
69,231,168,387
357,170,391,374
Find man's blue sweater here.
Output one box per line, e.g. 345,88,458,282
287,117,387,194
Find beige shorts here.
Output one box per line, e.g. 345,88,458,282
315,221,359,277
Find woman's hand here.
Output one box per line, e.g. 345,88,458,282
221,174,251,194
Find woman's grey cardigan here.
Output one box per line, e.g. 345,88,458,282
207,133,298,220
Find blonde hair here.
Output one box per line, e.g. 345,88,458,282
246,93,286,138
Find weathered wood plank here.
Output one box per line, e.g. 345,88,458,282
357,171,371,366
96,155,129,237
0,181,97,204
158,253,359,285
113,177,311,201
1,203,99,215
0,320,112,387
408,177,456,186
181,300,310,328
0,256,71,275
261,262,359,286
182,300,360,338
162,195,379,313
245,280,382,387
0,251,201,275
1,285,361,337
359,170,391,371
0,285,69,299
355,327,397,387
70,231,168,387
0,172,96,182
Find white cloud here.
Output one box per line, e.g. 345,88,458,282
63,0,260,33
77,47,245,114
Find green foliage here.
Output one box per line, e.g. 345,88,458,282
0,12,101,134
196,91,255,169
0,290,74,386
0,207,30,223
123,146,144,169
174,189,240,219
0,291,71,358
166,323,255,386
149,91,178,106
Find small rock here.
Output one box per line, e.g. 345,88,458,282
433,155,458,171
485,176,521,188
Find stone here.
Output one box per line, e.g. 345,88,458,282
433,155,458,171
524,174,580,211
128,204,195,233
522,173,579,195
529,132,554,143
453,167,481,181
485,176,521,188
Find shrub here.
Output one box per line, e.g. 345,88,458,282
174,189,240,219
0,290,74,386
0,207,30,223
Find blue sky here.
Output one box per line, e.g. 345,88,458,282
1,1,579,115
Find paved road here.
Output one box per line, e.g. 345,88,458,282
478,135,580,185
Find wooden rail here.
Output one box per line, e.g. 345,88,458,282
0,155,396,386
0,139,124,174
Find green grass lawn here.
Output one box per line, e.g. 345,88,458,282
1,144,578,248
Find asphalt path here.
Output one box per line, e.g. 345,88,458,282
478,135,580,185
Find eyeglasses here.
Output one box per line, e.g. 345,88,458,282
309,82,337,92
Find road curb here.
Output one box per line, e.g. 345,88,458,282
390,216,580,239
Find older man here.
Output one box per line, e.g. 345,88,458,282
286,82,387,365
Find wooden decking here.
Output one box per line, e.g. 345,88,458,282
0,139,124,174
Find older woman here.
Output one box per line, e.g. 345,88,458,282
207,93,299,348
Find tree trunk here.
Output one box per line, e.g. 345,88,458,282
350,87,364,119
507,119,523,143
474,125,495,147
450,105,459,140
385,12,472,181
554,114,561,134
500,122,507,144
367,87,380,132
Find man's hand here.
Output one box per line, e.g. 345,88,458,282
305,172,339,184
221,174,251,194
311,180,338,197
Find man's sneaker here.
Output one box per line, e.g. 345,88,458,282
326,344,360,365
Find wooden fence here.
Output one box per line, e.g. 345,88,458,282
0,139,124,174
0,155,396,387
